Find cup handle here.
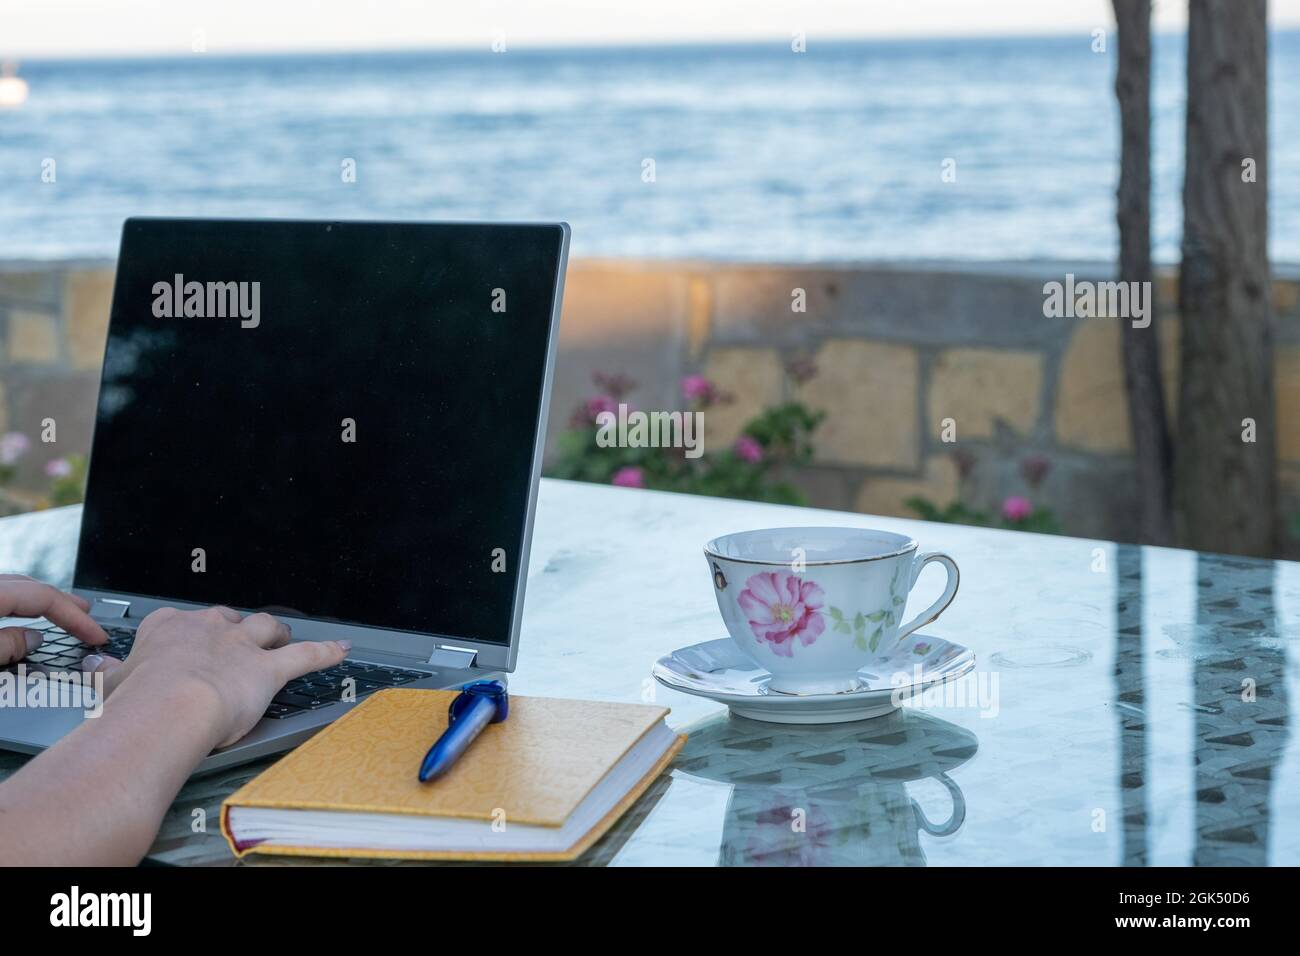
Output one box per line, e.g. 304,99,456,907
911,772,966,837
895,551,960,641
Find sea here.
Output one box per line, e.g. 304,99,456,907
2,32,1298,263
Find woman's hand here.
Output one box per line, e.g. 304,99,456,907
0,594,352,865
0,574,108,665
84,606,350,749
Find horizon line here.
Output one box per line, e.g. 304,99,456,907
8,25,1300,64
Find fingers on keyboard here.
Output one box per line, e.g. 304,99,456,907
260,663,425,718
3,627,425,723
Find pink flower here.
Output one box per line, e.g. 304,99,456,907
742,800,835,866
592,371,637,399
783,354,818,386
571,394,617,427
1002,495,1032,523
44,457,72,478
680,374,717,404
611,466,644,489
1020,454,1051,489
734,435,763,464
952,447,977,481
738,571,826,657
0,432,31,466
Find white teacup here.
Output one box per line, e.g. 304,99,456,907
704,527,959,696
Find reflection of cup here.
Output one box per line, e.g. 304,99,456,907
675,709,976,867
725,774,965,867
704,527,960,695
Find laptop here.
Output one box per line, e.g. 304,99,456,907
0,217,569,773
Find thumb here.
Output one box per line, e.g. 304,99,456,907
80,653,129,696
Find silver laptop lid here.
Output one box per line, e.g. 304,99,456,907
72,218,570,673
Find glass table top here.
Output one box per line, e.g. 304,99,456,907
1,478,1296,866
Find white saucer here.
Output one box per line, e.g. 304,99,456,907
653,634,975,724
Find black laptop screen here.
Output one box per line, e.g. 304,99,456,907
75,218,565,646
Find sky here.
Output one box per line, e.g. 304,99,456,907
5,0,1300,58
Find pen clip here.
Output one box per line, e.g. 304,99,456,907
448,679,509,725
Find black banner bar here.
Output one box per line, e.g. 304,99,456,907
5,865,1285,941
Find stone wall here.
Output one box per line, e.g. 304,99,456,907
555,258,1300,548
3,258,1299,548
0,264,112,511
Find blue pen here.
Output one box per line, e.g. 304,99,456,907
418,680,509,782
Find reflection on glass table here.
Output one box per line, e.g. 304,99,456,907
0,480,1297,866
674,710,975,866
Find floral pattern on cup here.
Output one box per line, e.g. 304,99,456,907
740,800,835,866
738,570,826,657
825,563,908,653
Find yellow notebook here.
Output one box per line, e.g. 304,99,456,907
220,688,685,862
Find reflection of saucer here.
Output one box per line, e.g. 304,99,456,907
653,634,975,724
675,708,979,787
675,709,978,866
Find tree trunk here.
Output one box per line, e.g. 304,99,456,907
1176,0,1275,556
1113,0,1173,546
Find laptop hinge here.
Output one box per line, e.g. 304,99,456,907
427,646,478,670
90,598,130,619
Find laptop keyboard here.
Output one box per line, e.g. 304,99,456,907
11,623,430,720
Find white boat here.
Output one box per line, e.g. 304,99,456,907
0,62,29,109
